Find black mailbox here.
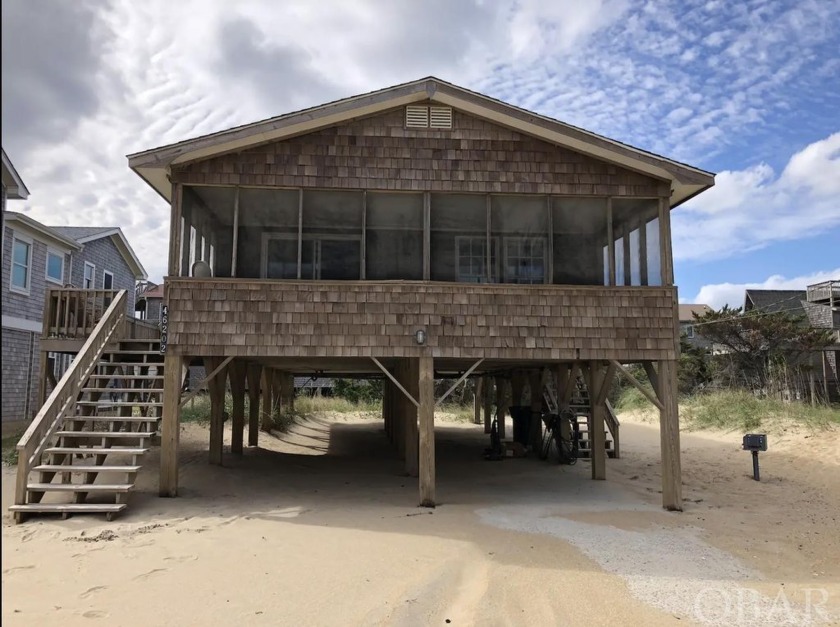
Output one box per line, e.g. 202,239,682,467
743,434,767,452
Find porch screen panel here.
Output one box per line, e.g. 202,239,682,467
491,196,548,284
430,194,487,282
646,217,661,286
366,192,423,280
238,188,298,279
303,190,363,280
551,197,607,285
613,198,659,286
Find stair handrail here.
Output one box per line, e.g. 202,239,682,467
604,399,620,458
14,290,128,509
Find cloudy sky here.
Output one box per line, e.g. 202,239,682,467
2,0,838,307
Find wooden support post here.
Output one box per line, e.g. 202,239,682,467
418,356,435,507
528,370,544,450
246,363,262,446
639,216,648,285
260,369,273,432
231,186,240,277
607,198,615,286
656,360,683,511
168,182,183,276
622,223,632,286
587,362,607,480
280,372,295,413
474,377,483,425
206,356,228,466
405,359,419,477
160,353,183,497
483,375,492,434
228,360,246,455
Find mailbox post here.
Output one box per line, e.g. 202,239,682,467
742,433,767,481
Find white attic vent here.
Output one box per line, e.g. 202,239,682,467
405,105,429,128
429,106,453,129
405,105,453,129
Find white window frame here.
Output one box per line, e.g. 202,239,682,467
45,249,65,285
684,325,695,339
83,262,96,289
502,236,547,284
454,236,498,283
103,270,114,290
10,233,33,294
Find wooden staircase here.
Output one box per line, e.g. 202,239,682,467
11,291,163,523
544,373,619,459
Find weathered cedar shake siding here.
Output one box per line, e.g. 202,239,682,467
172,106,669,197
166,280,677,361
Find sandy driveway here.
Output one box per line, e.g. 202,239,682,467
2,412,838,626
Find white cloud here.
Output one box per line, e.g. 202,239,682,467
673,133,840,261
691,268,840,309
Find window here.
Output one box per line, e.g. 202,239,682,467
83,262,96,289
103,271,114,289
684,325,695,339
503,237,545,284
11,237,31,292
46,250,64,284
455,237,497,283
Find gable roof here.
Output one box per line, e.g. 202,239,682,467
128,77,715,207
138,283,164,299
2,148,30,200
4,212,81,250
678,304,712,321
49,225,148,280
744,290,806,315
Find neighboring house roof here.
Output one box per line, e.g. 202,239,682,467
678,304,712,322
128,76,715,207
49,225,148,280
744,290,806,316
1,149,30,199
139,284,164,299
4,212,82,250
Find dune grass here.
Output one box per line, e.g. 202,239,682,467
1,432,22,466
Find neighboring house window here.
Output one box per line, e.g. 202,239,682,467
46,250,64,284
685,325,695,339
11,236,32,292
455,236,496,283
84,262,96,289
503,237,546,284
103,271,114,289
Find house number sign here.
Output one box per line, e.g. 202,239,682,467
160,305,168,354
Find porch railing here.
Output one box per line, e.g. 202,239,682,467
15,290,128,510
807,280,839,304
42,289,121,339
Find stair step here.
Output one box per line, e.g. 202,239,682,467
82,388,163,393
34,465,141,473
76,401,162,407
9,503,126,514
96,362,163,368
88,375,163,380
46,447,148,455
57,431,154,438
27,483,134,493
65,416,158,423
107,350,163,355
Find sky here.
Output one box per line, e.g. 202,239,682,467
2,0,838,308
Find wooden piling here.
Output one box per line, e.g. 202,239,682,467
418,356,435,507
228,360,246,455
246,363,262,446
160,353,183,497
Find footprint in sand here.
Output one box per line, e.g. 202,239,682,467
80,586,107,599
82,610,108,619
164,555,198,563
3,565,35,574
132,568,168,581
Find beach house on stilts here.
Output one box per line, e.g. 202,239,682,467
12,77,714,521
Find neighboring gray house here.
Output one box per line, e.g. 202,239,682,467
135,281,164,322
744,284,839,402
678,303,712,348
2,210,147,424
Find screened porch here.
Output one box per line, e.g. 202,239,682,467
174,186,667,287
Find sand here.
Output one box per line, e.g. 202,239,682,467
2,410,839,626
